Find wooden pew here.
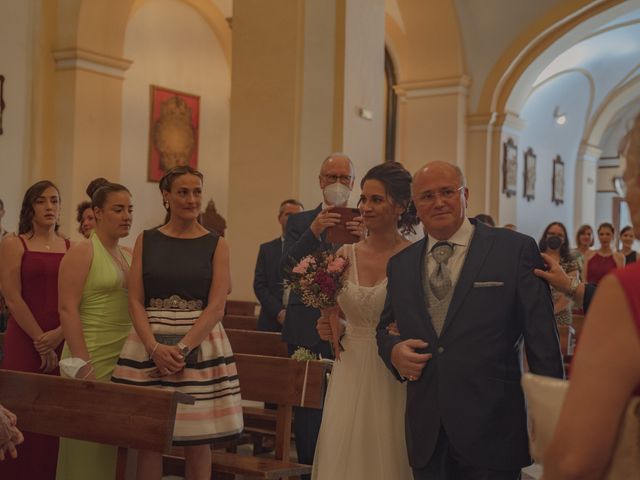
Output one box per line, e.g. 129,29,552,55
0,369,193,480
224,314,259,331
226,328,288,357
164,353,330,479
226,300,258,316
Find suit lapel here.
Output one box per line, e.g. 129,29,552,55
440,222,495,336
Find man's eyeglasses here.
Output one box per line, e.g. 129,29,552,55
416,186,464,204
322,174,353,185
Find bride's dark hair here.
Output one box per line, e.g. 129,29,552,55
360,162,418,235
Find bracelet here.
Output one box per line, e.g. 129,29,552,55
81,367,94,380
150,342,160,358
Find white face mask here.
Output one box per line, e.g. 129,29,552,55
323,182,351,206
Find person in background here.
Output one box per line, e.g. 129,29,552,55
112,166,242,480
620,225,637,264
254,199,303,332
538,222,579,325
541,112,640,480
473,213,495,227
573,224,594,280
56,179,133,480
503,223,517,231
584,222,624,284
76,200,96,239
0,180,70,479
281,153,362,479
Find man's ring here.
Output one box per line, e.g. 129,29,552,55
407,375,415,381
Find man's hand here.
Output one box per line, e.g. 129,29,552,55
310,207,342,239
345,215,366,240
534,253,572,294
276,309,286,326
391,339,432,381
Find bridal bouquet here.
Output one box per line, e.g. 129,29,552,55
287,251,350,359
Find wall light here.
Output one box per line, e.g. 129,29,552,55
553,106,567,125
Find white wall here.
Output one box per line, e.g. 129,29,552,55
120,0,230,243
0,0,36,233
516,72,591,243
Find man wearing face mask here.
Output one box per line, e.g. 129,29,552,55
281,153,359,477
538,222,580,326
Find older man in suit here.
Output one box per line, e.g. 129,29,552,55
253,199,304,332
377,161,564,480
281,153,360,477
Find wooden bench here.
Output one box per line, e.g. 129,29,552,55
164,353,330,479
224,314,259,330
226,300,258,316
226,328,288,357
0,369,193,480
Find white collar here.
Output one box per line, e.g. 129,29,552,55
427,217,474,249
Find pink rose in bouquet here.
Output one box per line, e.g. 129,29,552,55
286,251,350,359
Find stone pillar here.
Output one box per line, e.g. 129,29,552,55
227,0,385,301
394,75,470,174
574,142,601,231
52,48,131,236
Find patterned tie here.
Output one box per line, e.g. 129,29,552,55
429,241,454,300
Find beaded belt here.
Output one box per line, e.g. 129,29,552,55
149,294,203,311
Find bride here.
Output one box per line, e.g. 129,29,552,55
311,162,416,480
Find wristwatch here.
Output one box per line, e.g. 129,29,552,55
567,276,580,298
177,342,190,357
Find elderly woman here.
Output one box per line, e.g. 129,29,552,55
542,114,640,479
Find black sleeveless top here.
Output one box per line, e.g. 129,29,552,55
626,251,637,265
142,229,219,307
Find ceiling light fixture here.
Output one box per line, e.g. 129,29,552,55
553,106,567,125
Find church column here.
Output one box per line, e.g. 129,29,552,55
227,0,385,301
574,142,600,230
394,75,470,174
52,48,131,235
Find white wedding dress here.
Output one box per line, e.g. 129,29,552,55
311,244,412,480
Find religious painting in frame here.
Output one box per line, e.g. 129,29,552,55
523,147,536,201
502,137,517,197
552,155,565,205
148,85,200,182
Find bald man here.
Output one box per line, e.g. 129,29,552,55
376,162,564,479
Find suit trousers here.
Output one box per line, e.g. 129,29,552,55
287,341,333,480
412,426,522,480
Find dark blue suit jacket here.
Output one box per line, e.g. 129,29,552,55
281,205,335,348
253,237,284,332
377,219,564,470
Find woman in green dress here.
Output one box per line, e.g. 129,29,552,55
56,178,133,480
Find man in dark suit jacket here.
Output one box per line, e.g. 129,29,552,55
281,153,360,477
377,161,564,479
253,199,304,332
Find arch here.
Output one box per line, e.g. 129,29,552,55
56,0,230,64
583,76,640,148
476,0,628,118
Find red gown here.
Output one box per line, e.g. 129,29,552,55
613,261,640,395
0,236,69,480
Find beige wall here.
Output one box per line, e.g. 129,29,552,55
120,0,231,246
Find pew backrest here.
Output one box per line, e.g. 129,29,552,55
226,329,288,357
0,369,192,453
223,314,258,330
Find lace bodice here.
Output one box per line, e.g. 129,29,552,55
338,244,388,339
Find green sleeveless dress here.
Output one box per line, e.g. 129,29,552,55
56,232,132,480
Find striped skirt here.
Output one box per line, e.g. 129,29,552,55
111,307,243,446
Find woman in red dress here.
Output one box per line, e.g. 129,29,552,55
0,180,70,479
543,114,640,478
583,222,624,284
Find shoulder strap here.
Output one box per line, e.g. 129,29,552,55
350,243,359,284
18,235,28,251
